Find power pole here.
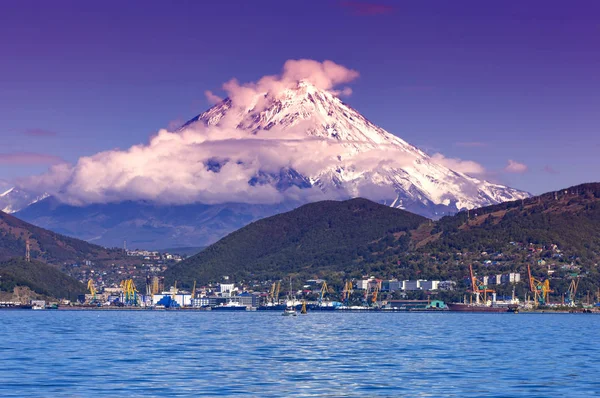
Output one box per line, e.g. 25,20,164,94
25,239,31,262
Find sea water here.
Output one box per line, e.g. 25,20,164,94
0,311,599,397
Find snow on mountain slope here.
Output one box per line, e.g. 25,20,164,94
0,187,49,214
182,80,528,217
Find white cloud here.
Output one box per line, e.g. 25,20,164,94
21,118,420,206
16,59,370,207
16,59,505,209
430,153,486,175
504,159,528,174
204,90,223,105
222,59,359,109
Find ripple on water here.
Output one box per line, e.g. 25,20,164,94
1,311,600,396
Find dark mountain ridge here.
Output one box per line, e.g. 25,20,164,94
164,198,426,285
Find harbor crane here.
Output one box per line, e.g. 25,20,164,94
365,279,381,306
341,281,353,306
274,281,281,304
120,279,139,306
371,283,380,305
527,264,552,306
87,279,97,303
318,281,330,306
469,264,495,304
268,283,276,304
565,278,580,306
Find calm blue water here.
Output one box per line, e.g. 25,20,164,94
1,311,599,397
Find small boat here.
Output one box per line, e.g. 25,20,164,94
282,277,297,316
282,306,297,316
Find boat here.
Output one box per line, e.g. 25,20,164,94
282,306,297,316
0,302,33,310
448,265,519,313
281,277,297,316
257,304,287,311
447,303,516,313
212,303,248,311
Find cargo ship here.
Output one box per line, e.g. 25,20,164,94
0,302,33,310
211,303,248,311
447,303,518,313
448,265,520,313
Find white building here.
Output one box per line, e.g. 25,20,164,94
219,283,235,298
402,280,440,291
357,280,370,290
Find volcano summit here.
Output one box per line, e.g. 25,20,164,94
11,60,528,248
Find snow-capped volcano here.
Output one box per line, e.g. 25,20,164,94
182,80,528,217
10,60,530,248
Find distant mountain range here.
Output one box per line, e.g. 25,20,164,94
8,80,528,248
15,198,296,249
0,207,126,265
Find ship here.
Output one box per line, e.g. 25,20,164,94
257,304,287,311
0,302,33,310
447,303,518,313
211,303,248,311
448,265,520,313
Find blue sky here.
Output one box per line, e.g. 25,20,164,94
1,0,599,194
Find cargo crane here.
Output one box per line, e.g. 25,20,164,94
565,278,580,307
87,279,97,303
145,276,152,296
268,283,276,304
527,264,552,306
318,281,330,306
120,279,139,306
371,283,380,305
469,264,495,304
363,279,381,306
341,281,353,306
152,276,160,295
274,281,281,304
191,280,197,299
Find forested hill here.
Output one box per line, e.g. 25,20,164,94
166,183,600,292
0,209,125,265
164,198,427,285
0,258,86,300
370,183,600,296
425,182,600,256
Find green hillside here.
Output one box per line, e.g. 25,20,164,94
361,183,600,297
0,258,86,300
166,183,600,298
165,198,427,285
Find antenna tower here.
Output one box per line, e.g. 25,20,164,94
25,239,31,262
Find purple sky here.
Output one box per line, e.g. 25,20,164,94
1,0,599,194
